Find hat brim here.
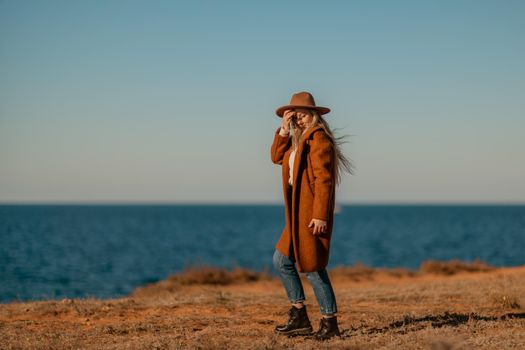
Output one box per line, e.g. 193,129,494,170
275,105,331,117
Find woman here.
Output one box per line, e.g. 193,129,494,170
271,91,353,341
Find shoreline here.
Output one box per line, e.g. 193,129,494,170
0,258,513,305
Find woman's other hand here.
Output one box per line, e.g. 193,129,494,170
281,109,294,133
308,218,327,235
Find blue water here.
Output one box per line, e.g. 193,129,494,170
1,204,524,303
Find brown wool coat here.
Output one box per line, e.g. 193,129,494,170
270,125,336,273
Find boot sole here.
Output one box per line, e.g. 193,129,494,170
275,327,313,336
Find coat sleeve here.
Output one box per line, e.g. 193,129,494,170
310,131,335,221
270,127,291,165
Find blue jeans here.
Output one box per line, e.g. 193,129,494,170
272,249,338,315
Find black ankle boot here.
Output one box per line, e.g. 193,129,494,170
275,305,313,336
307,316,341,341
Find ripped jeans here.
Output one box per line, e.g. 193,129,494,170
272,248,338,315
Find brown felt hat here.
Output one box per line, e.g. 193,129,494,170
275,91,330,117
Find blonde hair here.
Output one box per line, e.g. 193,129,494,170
290,110,355,186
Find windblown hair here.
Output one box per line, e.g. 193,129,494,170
290,110,355,186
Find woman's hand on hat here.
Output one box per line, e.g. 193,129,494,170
281,109,294,133
308,218,327,235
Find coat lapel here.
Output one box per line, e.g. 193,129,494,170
291,124,323,231
291,125,322,191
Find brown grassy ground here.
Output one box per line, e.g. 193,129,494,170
1,261,524,349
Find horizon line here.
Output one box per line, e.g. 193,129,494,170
1,200,524,206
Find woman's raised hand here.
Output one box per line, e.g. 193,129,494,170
281,109,294,133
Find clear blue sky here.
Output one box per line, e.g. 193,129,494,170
1,1,524,203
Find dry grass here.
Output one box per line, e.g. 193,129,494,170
420,259,495,275
490,293,521,309
330,263,416,281
132,264,274,298
1,261,524,349
169,264,274,285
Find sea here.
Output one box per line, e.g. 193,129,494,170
1,204,524,303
